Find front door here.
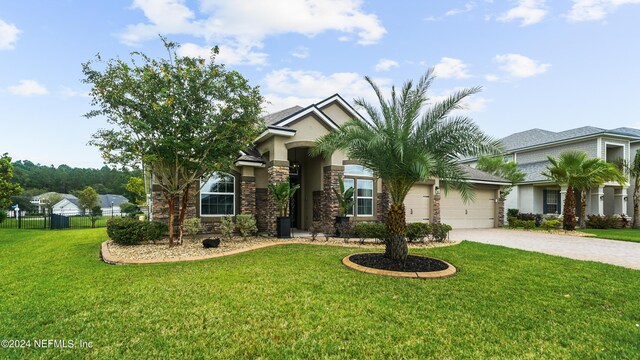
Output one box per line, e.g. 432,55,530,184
289,168,301,228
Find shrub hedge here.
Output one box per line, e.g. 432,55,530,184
107,218,167,245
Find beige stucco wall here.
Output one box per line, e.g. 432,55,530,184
319,103,354,127
286,114,333,143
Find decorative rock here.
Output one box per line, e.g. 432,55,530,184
202,238,221,248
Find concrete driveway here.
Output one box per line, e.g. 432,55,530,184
450,229,640,270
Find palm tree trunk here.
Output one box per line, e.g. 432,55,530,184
580,189,587,228
563,186,577,231
385,203,408,261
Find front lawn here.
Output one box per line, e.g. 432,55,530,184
578,228,640,243
1,229,638,358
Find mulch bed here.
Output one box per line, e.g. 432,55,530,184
348,253,449,272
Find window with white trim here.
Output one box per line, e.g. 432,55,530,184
344,165,374,216
200,172,235,216
546,190,558,214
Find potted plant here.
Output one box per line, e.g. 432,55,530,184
333,176,355,236
268,180,300,238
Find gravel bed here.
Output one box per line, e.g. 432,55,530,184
107,234,458,262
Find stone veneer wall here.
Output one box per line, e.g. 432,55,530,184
431,194,441,224
376,181,390,223
312,191,322,221
266,163,289,236
240,176,256,214
321,165,343,229
255,188,268,232
497,197,505,227
151,183,198,230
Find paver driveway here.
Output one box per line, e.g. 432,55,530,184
450,229,640,270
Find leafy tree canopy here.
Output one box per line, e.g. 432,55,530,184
76,186,100,211
83,38,264,246
476,155,525,198
0,153,23,209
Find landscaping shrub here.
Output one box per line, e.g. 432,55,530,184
586,214,618,229
619,214,630,229
321,223,334,242
508,217,521,228
336,221,353,243
107,218,145,245
521,220,535,230
0,212,6,224
431,223,452,242
517,213,537,221
221,215,234,240
183,218,201,240
235,214,257,241
507,208,519,218
353,222,387,244
308,221,320,242
541,219,561,231
143,221,168,243
406,223,431,243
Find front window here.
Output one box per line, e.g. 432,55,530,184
546,190,558,213
200,172,235,216
344,165,374,216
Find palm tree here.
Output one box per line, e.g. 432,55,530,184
617,149,640,228
543,151,625,230
311,70,500,261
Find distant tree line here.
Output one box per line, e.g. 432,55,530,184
11,160,142,196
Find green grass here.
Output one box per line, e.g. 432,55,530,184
1,229,639,359
578,228,640,243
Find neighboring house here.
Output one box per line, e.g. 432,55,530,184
30,192,77,213
150,94,510,232
52,194,129,216
464,126,640,219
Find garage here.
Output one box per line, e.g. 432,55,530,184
440,186,498,229
404,184,431,223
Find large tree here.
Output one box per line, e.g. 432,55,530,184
311,70,500,261
476,155,525,198
0,153,23,209
76,186,102,228
543,151,625,230
616,149,640,228
83,38,264,246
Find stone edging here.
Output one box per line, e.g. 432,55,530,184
101,240,459,265
342,253,457,279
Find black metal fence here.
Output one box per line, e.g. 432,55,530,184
0,209,127,230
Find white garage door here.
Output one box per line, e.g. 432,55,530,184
404,184,431,223
440,188,496,229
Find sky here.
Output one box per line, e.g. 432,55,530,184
1,0,640,168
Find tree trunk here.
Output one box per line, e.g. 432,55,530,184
165,193,176,247
177,184,190,245
634,178,639,229
385,203,408,261
563,186,577,231
580,189,587,228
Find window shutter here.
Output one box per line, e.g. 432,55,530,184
557,190,562,213
543,189,548,214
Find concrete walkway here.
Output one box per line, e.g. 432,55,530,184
450,229,640,270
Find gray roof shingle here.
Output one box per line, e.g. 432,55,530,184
501,126,608,151
462,166,510,184
263,106,303,125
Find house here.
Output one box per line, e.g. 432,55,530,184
150,94,510,233
464,126,640,219
30,192,77,213
52,194,129,216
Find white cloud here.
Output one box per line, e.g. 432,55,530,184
494,53,550,78
262,68,391,113
567,0,640,22
445,2,477,16
177,43,268,65
8,80,49,96
0,19,21,50
290,46,310,59
121,0,386,64
497,0,547,26
484,74,500,82
374,58,399,72
433,57,471,79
